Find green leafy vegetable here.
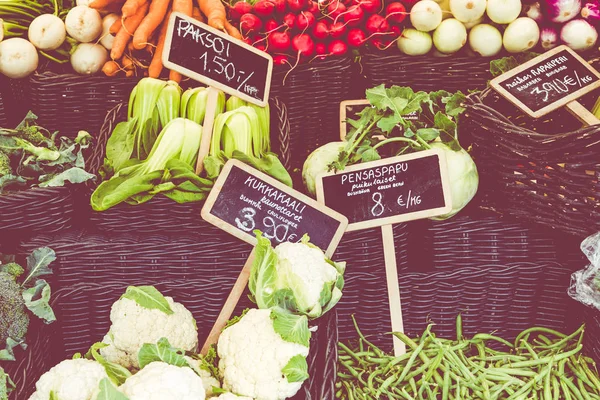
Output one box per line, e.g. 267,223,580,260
86,343,132,386
120,286,174,315
270,308,310,347
97,378,130,400
489,52,541,78
138,338,188,369
282,354,309,383
22,279,56,323
0,367,14,400
22,247,56,287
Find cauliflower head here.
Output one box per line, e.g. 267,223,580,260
218,309,310,400
249,233,345,318
100,295,198,369
184,356,221,398
214,394,254,400
119,362,205,400
28,359,108,400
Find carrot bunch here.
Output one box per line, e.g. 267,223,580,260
90,0,242,80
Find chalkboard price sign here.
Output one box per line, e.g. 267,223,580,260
163,12,273,106
201,160,348,256
490,45,600,118
315,150,452,231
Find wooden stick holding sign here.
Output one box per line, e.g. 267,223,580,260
199,159,348,354
490,45,600,126
161,12,274,172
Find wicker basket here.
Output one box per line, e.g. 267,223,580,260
84,97,291,234
29,72,140,138
464,88,600,238
270,57,357,174
14,232,338,400
361,50,492,93
0,76,30,128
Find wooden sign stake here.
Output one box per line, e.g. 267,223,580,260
195,87,220,175
381,224,406,356
565,100,600,126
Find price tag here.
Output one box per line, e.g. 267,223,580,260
163,12,273,106
201,159,348,257
490,45,600,119
315,150,452,231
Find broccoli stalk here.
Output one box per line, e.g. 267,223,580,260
0,151,11,177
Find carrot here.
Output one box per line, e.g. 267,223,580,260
192,6,204,21
197,0,226,30
133,0,171,50
169,70,182,83
126,69,135,77
148,13,170,78
89,0,123,9
122,56,135,70
172,0,193,15
122,0,149,18
102,60,121,76
110,18,122,34
224,20,242,39
111,2,149,60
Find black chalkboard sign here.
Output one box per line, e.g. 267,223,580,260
490,45,600,118
163,12,273,106
201,160,348,256
315,150,452,231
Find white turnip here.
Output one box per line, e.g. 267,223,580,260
433,18,467,53
28,14,66,51
449,0,486,23
65,5,103,43
0,38,38,79
469,24,503,56
503,17,540,53
70,43,108,75
486,0,521,24
410,0,442,31
397,28,432,55
100,13,119,50
561,18,598,50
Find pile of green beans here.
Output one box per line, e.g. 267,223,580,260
336,316,600,399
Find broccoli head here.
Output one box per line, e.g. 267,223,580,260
0,272,29,347
0,151,11,177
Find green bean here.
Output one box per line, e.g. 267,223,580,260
577,378,592,400
507,345,583,369
581,360,600,392
562,377,585,400
472,334,514,349
534,326,585,351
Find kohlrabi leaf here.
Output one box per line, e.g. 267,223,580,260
248,232,279,309
270,308,310,347
86,343,132,386
282,354,309,383
416,128,439,142
22,279,56,323
22,247,55,287
97,378,129,400
38,167,95,187
138,338,189,369
120,286,174,315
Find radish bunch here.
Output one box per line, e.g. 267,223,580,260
229,0,410,64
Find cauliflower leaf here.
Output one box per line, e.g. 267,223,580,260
281,355,308,383
270,308,310,347
22,279,56,323
120,286,174,315
97,378,129,400
138,338,188,369
86,342,132,386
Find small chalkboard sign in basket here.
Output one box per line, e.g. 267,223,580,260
464,87,600,238
86,97,292,234
12,231,338,400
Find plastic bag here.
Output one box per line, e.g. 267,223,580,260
568,231,600,311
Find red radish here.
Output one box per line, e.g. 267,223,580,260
385,2,406,24
231,1,253,21
292,33,315,56
296,11,316,29
273,0,287,13
313,21,329,39
356,0,381,13
265,19,280,31
273,55,289,65
288,0,308,12
370,36,392,50
401,0,420,9
343,4,365,26
283,12,296,27
254,0,275,17
254,42,267,51
268,31,291,50
365,13,389,33
328,39,348,55
329,21,346,37
307,0,319,13
251,35,264,45
315,42,327,55
240,14,263,34
326,1,347,19
347,28,367,47
389,25,401,36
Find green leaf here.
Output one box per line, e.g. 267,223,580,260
49,391,59,400
22,279,56,323
224,309,250,330
416,128,440,142
97,378,129,400
443,92,467,117
120,286,174,315
360,147,380,163
404,128,415,138
106,119,137,173
38,167,95,187
270,308,310,347
248,232,279,309
231,151,293,187
138,338,189,369
0,367,15,400
0,338,24,361
282,354,309,383
22,247,55,287
86,343,132,386
433,112,456,134
377,114,403,133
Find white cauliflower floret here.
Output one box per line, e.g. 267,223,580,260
218,309,310,400
185,356,221,397
100,296,198,369
119,362,205,400
28,359,108,400
214,394,254,400
275,242,339,309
